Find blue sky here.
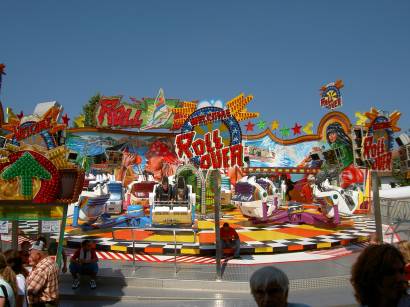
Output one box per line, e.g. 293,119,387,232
1,0,410,133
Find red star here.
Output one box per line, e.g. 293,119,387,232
245,121,255,132
292,123,302,135
17,111,24,120
62,113,70,125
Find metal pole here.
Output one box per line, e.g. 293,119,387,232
11,221,18,251
174,229,177,276
57,205,68,267
132,229,135,272
213,170,222,280
372,171,383,243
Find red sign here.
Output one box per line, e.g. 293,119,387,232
14,118,52,141
175,129,243,170
363,136,392,171
96,97,143,128
320,97,342,110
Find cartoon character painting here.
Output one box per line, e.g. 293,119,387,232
325,122,363,188
145,140,179,181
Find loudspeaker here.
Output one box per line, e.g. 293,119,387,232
396,134,410,147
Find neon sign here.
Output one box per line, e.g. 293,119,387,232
320,80,344,110
174,93,258,170
96,97,143,128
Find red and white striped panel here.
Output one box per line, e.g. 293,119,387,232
164,255,216,264
96,251,161,263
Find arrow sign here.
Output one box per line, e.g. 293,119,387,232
1,152,51,198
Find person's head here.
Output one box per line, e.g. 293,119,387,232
222,222,229,229
351,244,407,306
250,266,289,307
29,240,48,266
0,253,18,296
161,177,169,190
20,240,31,252
37,236,47,248
326,122,352,146
4,250,28,277
397,240,410,263
81,240,93,251
48,241,58,256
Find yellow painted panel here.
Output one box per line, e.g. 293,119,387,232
111,245,127,252
317,242,331,249
145,234,196,243
181,248,200,255
255,246,273,253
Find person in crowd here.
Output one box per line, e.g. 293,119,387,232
397,240,410,282
0,253,17,307
19,242,31,266
351,243,410,307
47,242,67,273
173,177,188,202
220,223,241,259
5,251,28,307
250,266,310,307
69,240,98,290
154,176,173,202
26,240,59,307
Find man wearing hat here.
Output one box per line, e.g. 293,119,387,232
26,240,59,307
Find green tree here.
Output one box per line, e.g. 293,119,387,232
83,93,101,127
392,157,410,186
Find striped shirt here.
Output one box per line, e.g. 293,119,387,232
26,256,59,304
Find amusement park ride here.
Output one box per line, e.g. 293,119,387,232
1,67,409,257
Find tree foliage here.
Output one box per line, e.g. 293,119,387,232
82,93,101,127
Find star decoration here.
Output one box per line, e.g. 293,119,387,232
302,121,314,135
271,120,279,131
245,121,255,132
257,120,266,130
292,123,302,135
17,111,24,120
355,112,367,126
280,126,290,137
62,113,70,125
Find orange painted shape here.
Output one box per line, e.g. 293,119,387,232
288,245,303,251
145,246,163,254
114,229,153,241
199,232,216,244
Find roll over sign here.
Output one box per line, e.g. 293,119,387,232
175,129,243,170
363,136,392,171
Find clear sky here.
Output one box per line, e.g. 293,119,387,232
1,0,410,133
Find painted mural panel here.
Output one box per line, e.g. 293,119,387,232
244,136,324,168
66,131,178,183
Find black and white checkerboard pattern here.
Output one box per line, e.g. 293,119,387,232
16,216,376,255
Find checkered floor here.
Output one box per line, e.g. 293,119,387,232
58,215,376,255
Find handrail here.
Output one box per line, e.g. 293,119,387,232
112,226,198,275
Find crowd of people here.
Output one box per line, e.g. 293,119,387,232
250,240,410,307
0,237,98,307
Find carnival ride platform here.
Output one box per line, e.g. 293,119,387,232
20,208,375,257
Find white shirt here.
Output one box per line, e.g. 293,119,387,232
16,274,27,307
0,277,15,307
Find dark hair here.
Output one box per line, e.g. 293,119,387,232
48,242,58,256
177,177,185,189
351,244,406,306
162,177,169,185
4,250,29,277
223,223,229,227
326,122,352,147
81,240,90,247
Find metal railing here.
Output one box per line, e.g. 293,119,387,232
380,198,410,242
112,226,197,275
